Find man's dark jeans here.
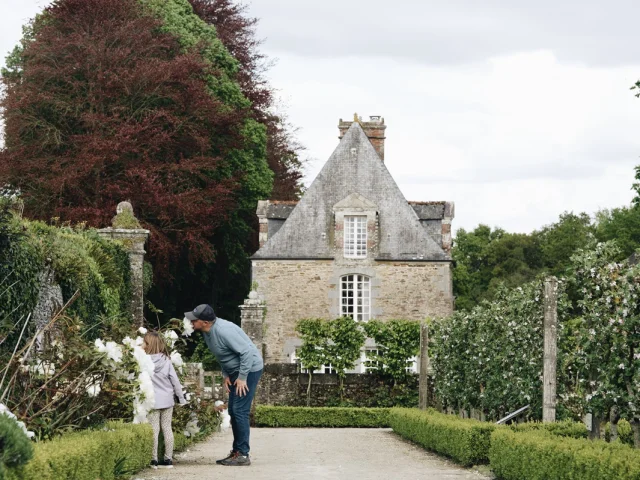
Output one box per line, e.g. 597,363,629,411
228,369,263,456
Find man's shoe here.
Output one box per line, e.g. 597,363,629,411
150,460,158,469
216,450,237,465
222,454,251,466
159,459,173,469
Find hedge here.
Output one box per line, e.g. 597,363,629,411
0,414,33,480
389,408,496,466
511,420,589,439
6,422,152,480
254,406,390,428
489,428,640,480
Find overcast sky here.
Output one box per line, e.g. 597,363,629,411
1,0,639,234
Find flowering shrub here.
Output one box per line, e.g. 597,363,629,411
569,242,640,438
431,278,570,420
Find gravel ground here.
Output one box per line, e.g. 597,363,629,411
135,428,492,480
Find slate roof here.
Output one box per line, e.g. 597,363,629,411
253,123,449,261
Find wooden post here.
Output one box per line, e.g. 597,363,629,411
543,277,558,423
419,322,429,410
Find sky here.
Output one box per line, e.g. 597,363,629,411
1,0,639,234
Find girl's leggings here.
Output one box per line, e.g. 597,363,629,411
148,407,174,461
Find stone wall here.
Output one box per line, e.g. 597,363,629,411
252,259,453,363
255,363,382,406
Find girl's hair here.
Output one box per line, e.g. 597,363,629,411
143,331,169,357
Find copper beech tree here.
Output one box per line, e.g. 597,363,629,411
0,0,253,282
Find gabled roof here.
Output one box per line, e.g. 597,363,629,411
253,123,448,261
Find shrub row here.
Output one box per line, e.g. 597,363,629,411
511,419,589,439
254,406,390,428
389,408,496,466
6,422,152,480
490,428,640,480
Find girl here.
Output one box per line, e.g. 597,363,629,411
143,331,186,469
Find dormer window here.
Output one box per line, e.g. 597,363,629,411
344,216,367,258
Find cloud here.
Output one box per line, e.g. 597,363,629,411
265,50,640,232
250,0,640,66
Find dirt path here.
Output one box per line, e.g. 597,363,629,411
135,428,492,480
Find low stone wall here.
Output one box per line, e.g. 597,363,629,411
256,363,388,407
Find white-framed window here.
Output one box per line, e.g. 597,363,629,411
291,349,335,374
362,347,383,372
344,216,367,258
341,274,371,322
406,355,418,374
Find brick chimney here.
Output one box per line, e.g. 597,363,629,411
339,114,387,161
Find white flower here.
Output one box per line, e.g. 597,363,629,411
105,341,123,363
86,382,101,397
619,363,625,370
138,327,148,335
132,347,155,377
95,338,107,352
182,318,194,337
183,414,200,437
32,361,55,376
163,330,179,348
122,336,135,348
170,351,184,373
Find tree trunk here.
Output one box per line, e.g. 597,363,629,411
306,372,312,407
339,375,344,402
632,418,640,449
589,415,601,440
610,406,620,442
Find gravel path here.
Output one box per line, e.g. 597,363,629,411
135,428,491,480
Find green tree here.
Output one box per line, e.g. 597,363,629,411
363,319,420,386
295,318,330,406
326,317,365,401
535,212,595,276
594,207,640,259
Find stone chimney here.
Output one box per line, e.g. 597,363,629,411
339,114,387,161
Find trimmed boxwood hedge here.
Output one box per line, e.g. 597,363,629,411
389,408,496,466
6,422,152,480
490,428,640,480
254,406,390,428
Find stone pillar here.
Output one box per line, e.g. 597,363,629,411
98,201,149,327
543,276,558,423
441,202,455,254
256,200,269,248
240,291,266,358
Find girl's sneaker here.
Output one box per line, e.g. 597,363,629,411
150,460,158,469
159,459,173,469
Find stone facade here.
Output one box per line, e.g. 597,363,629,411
246,116,455,365
252,260,452,363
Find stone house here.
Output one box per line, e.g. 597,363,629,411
249,115,454,372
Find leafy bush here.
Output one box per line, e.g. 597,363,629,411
363,319,420,384
389,408,496,466
254,407,390,428
511,420,589,439
6,422,152,480
0,414,33,480
605,419,634,446
489,428,640,480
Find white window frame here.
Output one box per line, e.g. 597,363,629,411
340,274,371,322
344,215,367,258
362,347,383,373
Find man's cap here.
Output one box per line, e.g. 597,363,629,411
184,304,216,322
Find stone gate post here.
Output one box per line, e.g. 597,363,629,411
240,291,266,357
98,201,150,327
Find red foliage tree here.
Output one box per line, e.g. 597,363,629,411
189,0,304,201
0,0,248,280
